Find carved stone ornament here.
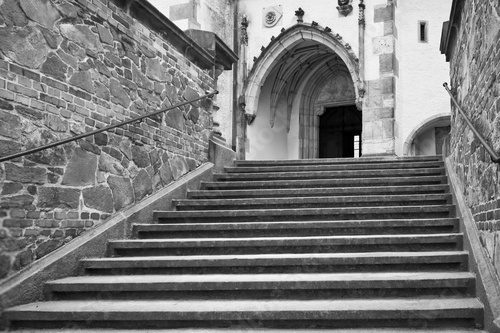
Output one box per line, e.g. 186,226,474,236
295,7,304,23
337,0,353,16
262,6,283,28
240,15,249,46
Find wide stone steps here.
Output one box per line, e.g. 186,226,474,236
80,251,469,275
108,233,462,256
224,160,444,173
234,156,442,166
154,205,455,223
5,298,483,329
4,156,486,331
201,175,447,190
188,184,450,199
174,194,451,210
133,218,459,238
213,168,444,181
45,272,475,300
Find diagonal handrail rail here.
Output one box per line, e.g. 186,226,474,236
443,83,500,164
0,90,219,163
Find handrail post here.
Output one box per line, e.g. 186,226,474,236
0,90,219,163
443,83,500,163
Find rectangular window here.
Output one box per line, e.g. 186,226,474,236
354,135,360,158
419,21,428,43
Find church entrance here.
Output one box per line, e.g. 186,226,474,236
319,105,362,158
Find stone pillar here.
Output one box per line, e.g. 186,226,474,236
362,1,398,156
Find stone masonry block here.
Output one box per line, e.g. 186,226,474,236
374,5,394,23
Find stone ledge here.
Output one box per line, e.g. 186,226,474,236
0,162,214,328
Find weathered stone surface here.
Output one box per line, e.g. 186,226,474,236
0,110,21,139
0,139,21,157
13,248,33,271
59,24,102,53
1,182,23,195
188,107,200,123
83,185,113,213
97,24,113,45
169,155,189,180
19,0,61,29
183,86,200,106
38,187,80,209
40,26,60,49
54,2,78,18
0,0,28,27
5,163,46,184
80,140,100,155
69,71,94,93
41,52,68,81
131,145,150,168
133,169,153,201
94,133,108,146
109,78,130,108
145,58,168,82
62,148,97,186
27,146,66,166
107,176,134,211
45,114,68,132
0,99,14,111
0,26,47,68
119,139,132,160
35,239,63,259
0,254,11,278
99,153,125,176
165,108,185,131
16,105,43,120
158,162,173,184
0,194,34,208
95,81,110,101
132,64,153,91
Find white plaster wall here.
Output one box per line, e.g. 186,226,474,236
394,0,452,156
238,0,360,67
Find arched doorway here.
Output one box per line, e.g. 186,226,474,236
403,114,451,156
244,24,363,160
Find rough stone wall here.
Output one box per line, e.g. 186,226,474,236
448,0,500,276
0,0,215,280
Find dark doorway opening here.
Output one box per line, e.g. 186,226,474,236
319,105,362,158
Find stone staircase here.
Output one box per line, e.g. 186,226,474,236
4,156,486,331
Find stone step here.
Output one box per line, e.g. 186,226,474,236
133,218,459,238
225,161,445,173
154,205,455,223
7,329,489,333
213,168,445,181
174,194,452,211
81,251,468,275
188,184,450,199
108,234,462,256
45,272,475,300
234,156,442,167
5,298,482,329
201,175,447,190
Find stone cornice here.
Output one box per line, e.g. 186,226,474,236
124,0,216,69
440,0,465,61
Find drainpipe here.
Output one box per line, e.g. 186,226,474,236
232,0,239,151
358,0,366,87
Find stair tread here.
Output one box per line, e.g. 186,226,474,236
6,298,482,319
134,218,458,230
8,329,489,333
111,233,462,247
189,185,450,197
82,251,468,267
48,272,476,286
235,156,442,165
175,194,451,205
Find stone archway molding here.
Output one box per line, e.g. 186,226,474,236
403,113,451,156
244,23,362,119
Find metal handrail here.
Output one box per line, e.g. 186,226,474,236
443,82,500,163
0,91,219,163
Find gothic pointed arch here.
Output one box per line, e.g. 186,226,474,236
244,23,363,120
